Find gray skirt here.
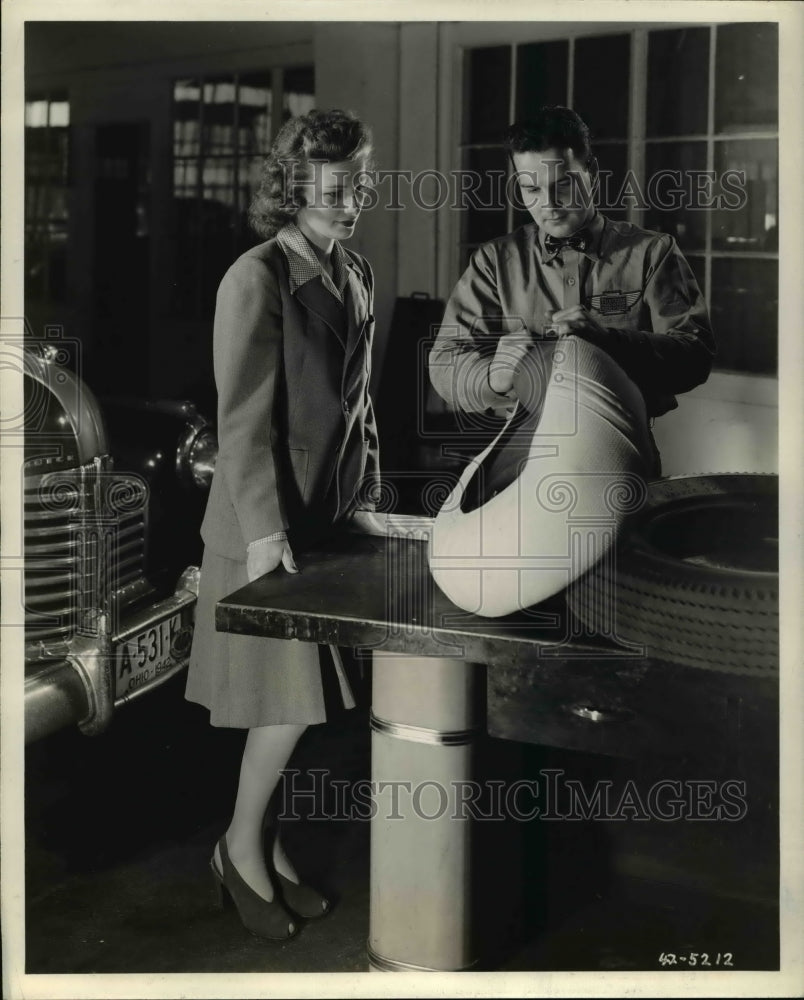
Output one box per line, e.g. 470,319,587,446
185,545,356,728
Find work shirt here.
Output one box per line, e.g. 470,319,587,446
429,212,715,420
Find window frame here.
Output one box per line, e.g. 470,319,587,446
169,64,315,319
24,90,71,305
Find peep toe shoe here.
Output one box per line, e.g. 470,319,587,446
274,870,331,920
211,836,299,941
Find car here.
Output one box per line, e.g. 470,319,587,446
21,339,217,743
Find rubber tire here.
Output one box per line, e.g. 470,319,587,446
567,474,778,675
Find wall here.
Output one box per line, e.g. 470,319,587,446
314,23,401,390
397,23,440,300
652,372,778,476
25,22,314,75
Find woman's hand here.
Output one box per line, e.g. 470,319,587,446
349,508,435,536
246,539,299,582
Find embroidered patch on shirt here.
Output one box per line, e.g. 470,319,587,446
590,290,642,315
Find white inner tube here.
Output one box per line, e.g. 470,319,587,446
429,336,654,618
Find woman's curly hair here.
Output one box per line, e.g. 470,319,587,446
248,108,375,239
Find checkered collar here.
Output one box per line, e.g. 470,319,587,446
276,222,353,301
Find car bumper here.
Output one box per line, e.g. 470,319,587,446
24,567,201,744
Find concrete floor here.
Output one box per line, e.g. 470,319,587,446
24,672,779,975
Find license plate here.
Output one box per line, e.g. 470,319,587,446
115,612,190,699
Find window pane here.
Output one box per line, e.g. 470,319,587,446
643,141,708,252
26,128,50,174
647,28,709,137
241,155,264,211
594,142,628,218
712,139,777,252
461,147,508,244
173,159,197,199
173,119,200,159
686,254,707,300
239,72,273,152
49,100,70,127
54,130,70,182
710,258,777,373
573,34,630,140
25,94,71,304
173,79,201,156
282,66,315,122
515,41,568,120
202,76,236,155
715,23,778,132
464,46,511,144
26,99,49,128
202,158,236,209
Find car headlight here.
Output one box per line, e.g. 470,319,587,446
177,422,218,490
186,427,218,489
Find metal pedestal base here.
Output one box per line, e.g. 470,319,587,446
368,653,482,972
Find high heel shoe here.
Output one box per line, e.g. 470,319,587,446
263,817,331,920
273,869,331,920
211,836,299,941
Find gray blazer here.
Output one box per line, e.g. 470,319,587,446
201,236,380,559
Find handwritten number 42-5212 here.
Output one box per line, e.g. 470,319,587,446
659,952,734,967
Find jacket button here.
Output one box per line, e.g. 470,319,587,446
343,402,350,415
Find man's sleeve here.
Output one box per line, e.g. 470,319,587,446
428,246,522,413
214,256,288,544
584,235,716,403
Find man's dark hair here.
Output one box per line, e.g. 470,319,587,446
504,106,593,167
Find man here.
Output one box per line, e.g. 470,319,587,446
428,105,715,485
425,106,716,615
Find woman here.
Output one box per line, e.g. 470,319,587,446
185,109,380,940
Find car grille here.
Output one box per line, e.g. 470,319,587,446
24,459,148,651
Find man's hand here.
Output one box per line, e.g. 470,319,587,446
246,539,299,582
488,328,535,394
549,305,608,340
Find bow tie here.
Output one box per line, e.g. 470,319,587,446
543,231,589,257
